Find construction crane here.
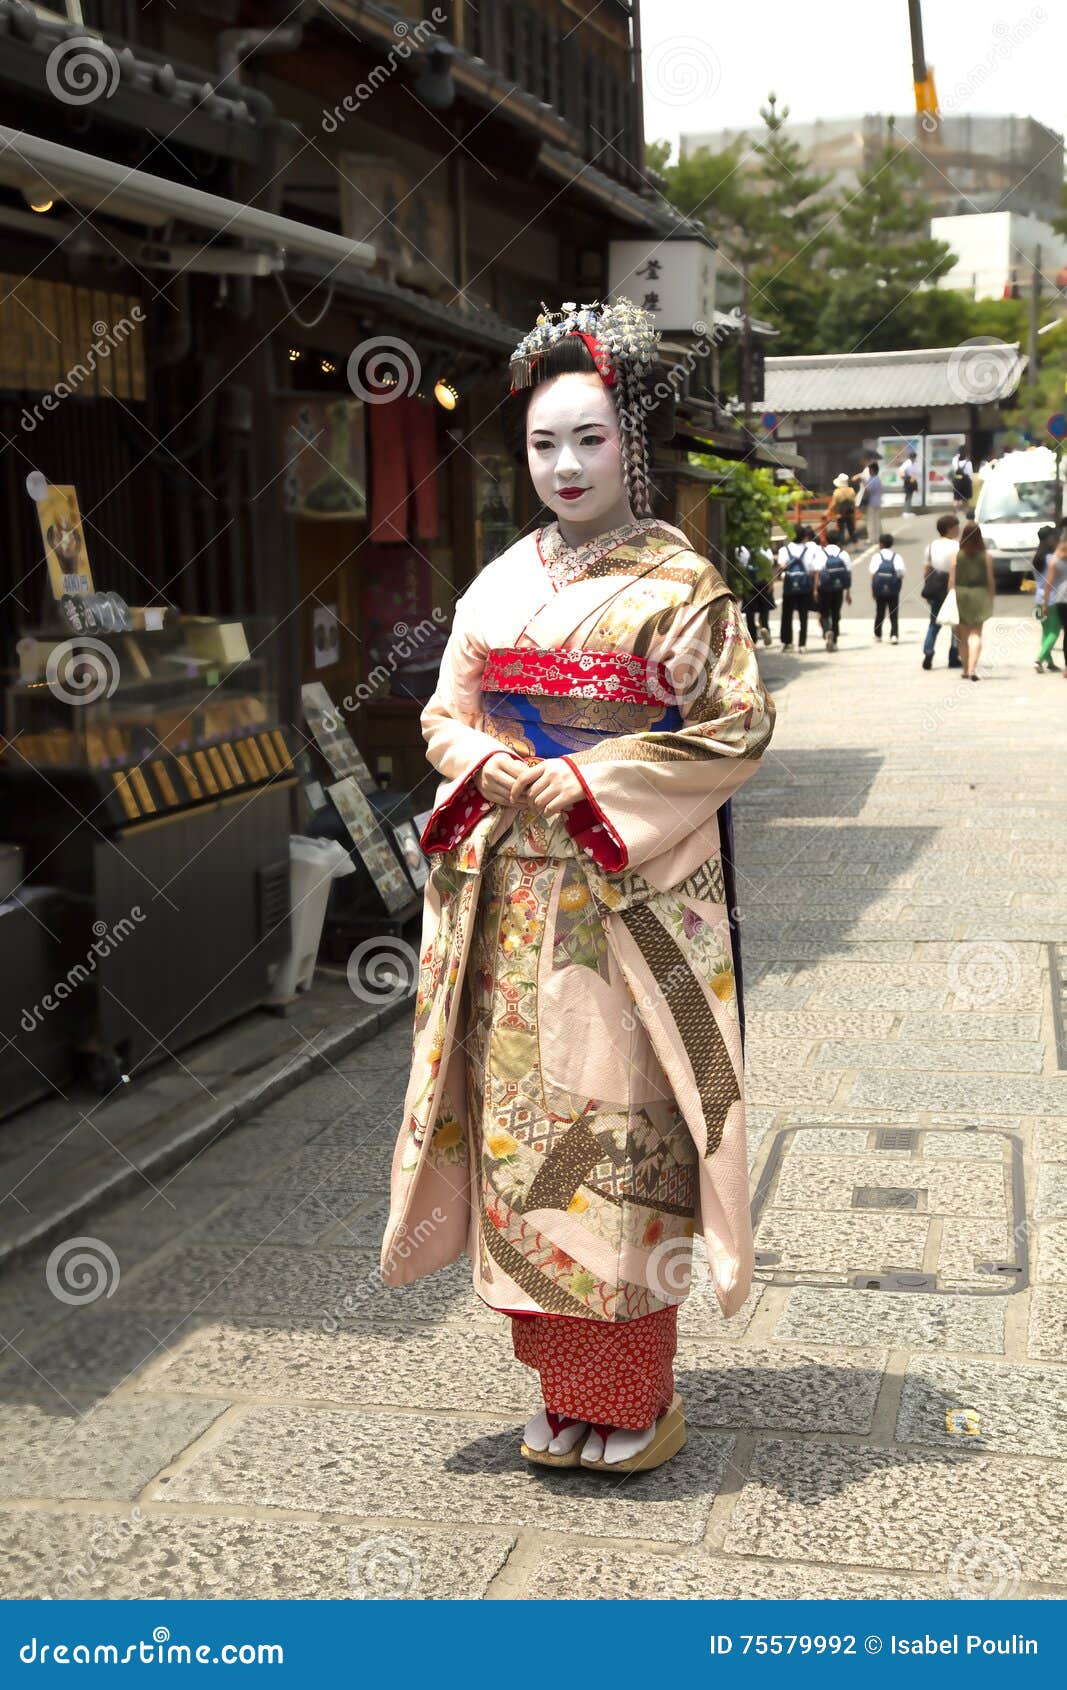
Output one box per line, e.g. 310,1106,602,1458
908,0,940,131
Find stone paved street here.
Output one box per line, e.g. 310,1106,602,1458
2,600,1065,1601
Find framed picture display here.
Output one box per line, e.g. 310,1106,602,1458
327,776,412,914
392,819,429,890
301,682,375,793
37,484,93,600
280,398,367,520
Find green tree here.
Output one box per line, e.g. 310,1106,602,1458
647,140,751,245
745,93,834,352
814,140,957,352
694,452,801,594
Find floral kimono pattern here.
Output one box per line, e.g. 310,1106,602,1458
381,516,775,1323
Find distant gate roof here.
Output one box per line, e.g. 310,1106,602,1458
764,342,1025,413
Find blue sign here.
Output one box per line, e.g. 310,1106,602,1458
761,411,778,431
1047,411,1067,438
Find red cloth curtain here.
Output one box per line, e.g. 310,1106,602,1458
369,395,440,544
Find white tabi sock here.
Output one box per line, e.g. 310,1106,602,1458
523,1408,589,1455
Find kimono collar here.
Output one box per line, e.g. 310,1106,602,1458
539,515,664,585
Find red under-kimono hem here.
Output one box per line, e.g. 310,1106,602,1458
510,1305,678,1430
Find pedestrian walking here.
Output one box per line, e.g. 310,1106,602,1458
736,545,773,646
828,473,857,543
951,447,974,512
950,519,995,680
1036,527,1067,678
777,524,818,651
921,512,963,670
870,531,904,642
1031,524,1060,671
817,526,852,650
901,452,919,511
857,458,882,538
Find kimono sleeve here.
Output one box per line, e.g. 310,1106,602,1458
561,580,775,873
418,578,515,854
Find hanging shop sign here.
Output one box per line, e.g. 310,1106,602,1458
607,239,715,333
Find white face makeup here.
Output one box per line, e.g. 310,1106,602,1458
525,370,635,542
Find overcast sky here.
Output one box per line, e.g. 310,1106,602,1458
639,0,1064,155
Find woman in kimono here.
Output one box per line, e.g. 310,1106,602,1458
380,299,774,1473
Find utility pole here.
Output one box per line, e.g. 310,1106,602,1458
1028,245,1042,392
741,270,752,432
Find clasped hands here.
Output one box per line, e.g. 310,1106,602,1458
476,751,584,817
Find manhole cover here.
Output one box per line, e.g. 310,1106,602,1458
852,1186,925,1211
750,1125,1027,1295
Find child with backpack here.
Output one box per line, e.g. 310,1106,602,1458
817,526,852,650
776,524,818,651
736,545,774,647
870,532,905,643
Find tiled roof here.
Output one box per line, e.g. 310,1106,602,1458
0,0,275,159
764,343,1026,413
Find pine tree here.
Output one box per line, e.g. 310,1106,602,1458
815,138,958,351
744,93,835,353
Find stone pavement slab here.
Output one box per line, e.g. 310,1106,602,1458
0,1399,228,1501
159,1404,736,1544
0,1510,513,1600
723,1440,1067,1589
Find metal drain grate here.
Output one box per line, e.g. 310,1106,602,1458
874,1128,919,1152
852,1186,925,1211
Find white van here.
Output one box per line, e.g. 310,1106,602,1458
974,446,1064,589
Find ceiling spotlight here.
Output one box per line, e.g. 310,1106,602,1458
288,347,301,362
434,377,459,411
23,183,54,214
321,358,336,374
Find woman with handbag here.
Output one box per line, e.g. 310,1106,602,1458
920,512,961,670
949,520,995,680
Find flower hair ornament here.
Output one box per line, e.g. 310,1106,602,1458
508,298,660,518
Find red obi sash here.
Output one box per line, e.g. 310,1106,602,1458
482,646,674,706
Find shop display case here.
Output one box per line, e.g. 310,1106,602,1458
0,617,296,1097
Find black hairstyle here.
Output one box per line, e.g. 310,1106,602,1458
500,331,677,466
879,531,894,547
936,512,960,536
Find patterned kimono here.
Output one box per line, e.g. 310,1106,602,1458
380,516,775,1424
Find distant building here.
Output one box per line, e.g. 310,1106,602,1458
763,344,1026,496
931,212,1067,300
680,114,1064,225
